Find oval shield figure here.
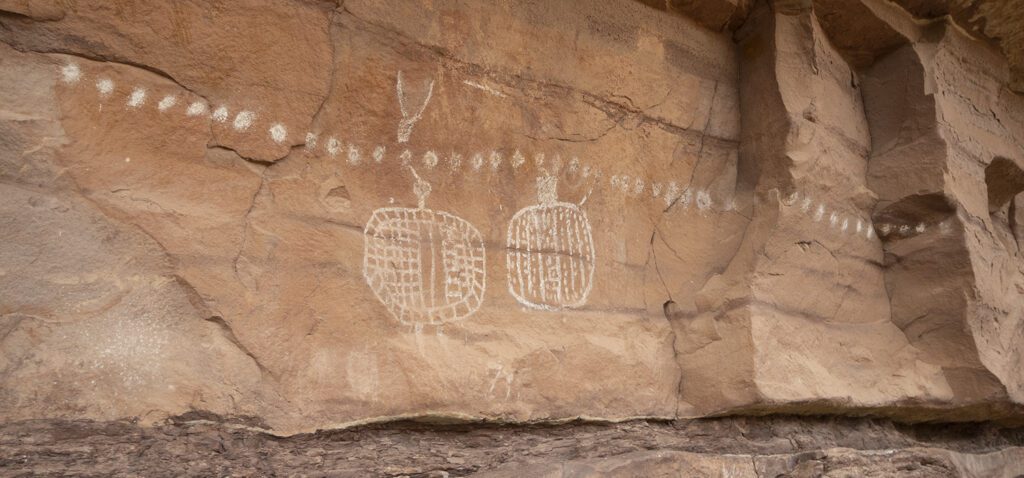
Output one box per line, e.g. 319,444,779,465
364,168,486,325
506,176,596,310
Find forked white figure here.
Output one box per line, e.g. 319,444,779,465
395,71,435,143
506,176,596,311
363,167,486,325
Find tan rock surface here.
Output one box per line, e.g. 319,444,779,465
0,0,1022,445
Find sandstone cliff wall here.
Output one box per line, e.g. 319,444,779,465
1,0,1023,475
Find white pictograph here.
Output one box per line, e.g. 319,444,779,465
186,101,207,117
348,144,362,165
127,87,147,108
233,111,255,131
449,152,462,171
61,63,81,84
269,123,287,144
396,71,435,143
363,167,486,325
506,176,596,311
326,137,341,157
157,95,177,112
211,106,229,123
96,78,114,98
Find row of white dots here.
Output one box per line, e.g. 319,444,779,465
302,130,728,211
783,191,956,241
784,191,877,241
60,62,729,211
64,62,920,234
60,63,287,143
60,63,962,251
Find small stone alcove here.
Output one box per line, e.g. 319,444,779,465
985,157,1024,250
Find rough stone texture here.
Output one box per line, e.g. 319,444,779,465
891,0,1024,94
1,416,1023,477
1,0,1024,474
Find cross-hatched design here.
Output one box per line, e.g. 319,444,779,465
506,202,595,310
364,207,486,325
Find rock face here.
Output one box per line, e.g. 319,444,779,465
3,416,1023,477
0,0,1023,473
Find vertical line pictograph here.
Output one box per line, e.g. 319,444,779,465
506,176,596,310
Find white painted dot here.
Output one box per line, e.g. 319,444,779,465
186,101,207,117
61,63,81,84
829,212,839,227
617,176,631,193
652,183,663,198
423,150,438,168
471,152,484,171
326,137,341,157
233,111,255,131
569,157,581,174
841,218,849,232
511,150,525,169
490,151,503,170
814,204,825,222
856,220,863,233
126,87,147,108
696,190,712,210
157,95,177,112
373,145,386,162
534,152,545,168
633,178,645,196
898,224,910,234
681,188,693,208
801,197,812,213
448,152,462,170
400,149,412,165
347,145,361,165
269,123,287,143
211,106,229,122
915,222,926,233
664,182,680,206
305,132,318,151
96,78,114,97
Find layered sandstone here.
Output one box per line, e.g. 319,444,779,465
0,0,1023,474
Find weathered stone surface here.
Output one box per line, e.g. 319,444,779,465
1,0,1024,472
892,0,1024,93
1,416,1022,477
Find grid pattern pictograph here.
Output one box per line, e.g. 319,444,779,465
364,207,486,325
